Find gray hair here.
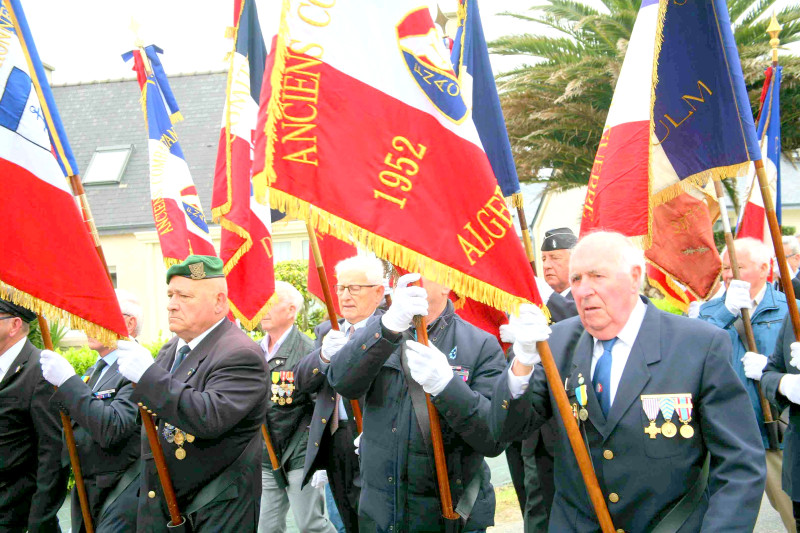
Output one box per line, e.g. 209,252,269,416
335,255,385,285
572,231,646,285
783,236,800,258
116,288,143,337
274,280,304,317
733,237,772,268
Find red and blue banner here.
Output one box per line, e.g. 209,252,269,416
580,0,758,298
212,0,276,330
253,1,540,312
737,66,781,242
123,45,216,266
0,0,126,342
450,0,521,205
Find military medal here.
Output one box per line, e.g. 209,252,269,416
271,372,280,402
641,395,662,439
675,394,694,438
163,422,175,443
286,372,294,404
185,434,195,443
658,396,678,438
175,447,186,460
174,430,185,446
572,403,579,420
575,378,589,421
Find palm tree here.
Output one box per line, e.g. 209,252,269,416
493,0,800,208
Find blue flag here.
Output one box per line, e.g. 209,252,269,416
757,67,781,223
450,0,521,202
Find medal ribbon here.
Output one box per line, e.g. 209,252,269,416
658,396,676,422
642,396,660,421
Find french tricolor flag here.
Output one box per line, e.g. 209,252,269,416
123,45,216,265
737,66,781,243
0,0,128,340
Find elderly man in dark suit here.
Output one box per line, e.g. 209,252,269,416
295,255,387,533
0,298,67,533
259,280,335,533
40,289,144,532
492,231,766,532
116,255,268,532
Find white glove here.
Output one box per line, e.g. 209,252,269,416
780,374,800,405
321,329,348,363
381,273,428,333
354,433,361,456
40,349,76,387
790,342,800,370
499,324,515,344
510,304,550,366
405,339,454,396
117,340,155,383
687,301,702,319
311,470,329,489
741,351,768,381
724,280,752,316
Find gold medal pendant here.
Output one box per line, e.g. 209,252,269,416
644,420,661,439
680,424,694,438
175,447,186,460
661,421,677,438
185,434,195,443
579,408,589,421
286,397,293,404
173,431,185,446
278,397,286,405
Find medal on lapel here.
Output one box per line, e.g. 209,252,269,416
659,396,678,438
575,374,589,421
286,372,294,404
641,395,662,439
271,372,280,402
675,393,694,438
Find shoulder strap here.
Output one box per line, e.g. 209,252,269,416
650,453,710,533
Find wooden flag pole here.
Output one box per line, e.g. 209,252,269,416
306,222,364,433
515,201,538,275
41,318,94,533
262,424,283,475
712,181,776,436
412,313,460,523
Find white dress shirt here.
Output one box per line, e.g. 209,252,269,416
93,350,120,388
0,337,26,382
319,316,372,420
508,298,648,405
260,327,292,362
176,317,226,353
560,287,572,298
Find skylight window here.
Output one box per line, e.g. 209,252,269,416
82,145,132,185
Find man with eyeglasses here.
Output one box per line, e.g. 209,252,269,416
39,289,144,532
777,236,800,296
0,298,67,532
295,256,388,533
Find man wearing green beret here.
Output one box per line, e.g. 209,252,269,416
117,255,268,532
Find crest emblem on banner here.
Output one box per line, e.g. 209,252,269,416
396,8,467,123
180,185,210,232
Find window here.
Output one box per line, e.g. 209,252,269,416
302,240,309,260
83,145,133,185
272,241,292,263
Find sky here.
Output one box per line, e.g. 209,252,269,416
23,0,538,86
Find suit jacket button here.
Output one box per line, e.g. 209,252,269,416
148,491,156,499
314,442,319,447
322,418,327,424
616,530,625,533
608,493,619,503
361,344,367,350
138,402,143,407
374,333,380,339
331,397,335,401
312,368,319,375
603,449,614,460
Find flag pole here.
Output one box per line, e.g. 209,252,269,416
4,2,96,529
261,424,288,487
711,180,777,446
38,318,95,533
306,219,364,433
514,196,538,275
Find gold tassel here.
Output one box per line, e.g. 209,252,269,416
169,110,184,125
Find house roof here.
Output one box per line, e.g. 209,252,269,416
51,72,226,234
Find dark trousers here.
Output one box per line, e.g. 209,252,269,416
522,435,555,533
505,440,527,512
0,466,63,533
794,500,800,531
323,420,360,533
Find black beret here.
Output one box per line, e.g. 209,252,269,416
541,227,578,252
0,298,37,322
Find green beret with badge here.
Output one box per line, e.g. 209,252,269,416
166,255,225,283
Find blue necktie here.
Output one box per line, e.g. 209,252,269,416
171,345,191,374
593,338,618,418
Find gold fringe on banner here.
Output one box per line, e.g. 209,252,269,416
509,192,525,210
0,281,123,346
269,189,535,314
163,257,181,268
169,110,184,125
253,0,291,204
224,26,236,39
230,292,279,332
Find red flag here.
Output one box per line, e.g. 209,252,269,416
253,3,540,311
212,0,275,330
1,1,126,342
307,233,358,316
450,293,509,350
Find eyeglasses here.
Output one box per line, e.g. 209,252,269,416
0,315,17,321
334,284,379,295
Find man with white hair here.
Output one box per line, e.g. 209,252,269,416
294,255,387,532
113,255,268,532
778,236,800,296
492,231,766,532
258,280,335,533
697,237,796,531
40,288,144,532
